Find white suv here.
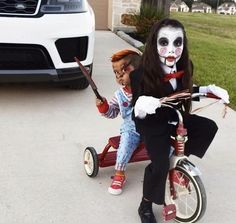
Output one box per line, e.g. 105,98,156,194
0,0,95,89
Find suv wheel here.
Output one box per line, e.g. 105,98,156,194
66,63,93,90
67,77,89,90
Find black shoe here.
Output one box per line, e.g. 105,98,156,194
138,205,157,223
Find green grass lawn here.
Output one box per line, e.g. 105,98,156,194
170,12,236,110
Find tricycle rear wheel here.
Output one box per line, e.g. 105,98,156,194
84,147,99,177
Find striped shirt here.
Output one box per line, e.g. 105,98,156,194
103,87,132,119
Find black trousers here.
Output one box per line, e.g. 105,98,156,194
139,113,218,205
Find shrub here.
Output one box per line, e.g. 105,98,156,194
133,3,167,41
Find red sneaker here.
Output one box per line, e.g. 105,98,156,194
108,175,126,195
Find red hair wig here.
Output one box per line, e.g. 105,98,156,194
111,49,140,62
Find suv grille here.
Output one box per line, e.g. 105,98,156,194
0,43,54,70
0,0,39,15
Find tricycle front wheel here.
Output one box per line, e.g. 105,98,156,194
165,166,207,223
84,147,99,177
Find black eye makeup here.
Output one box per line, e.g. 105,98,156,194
174,37,183,47
158,37,168,46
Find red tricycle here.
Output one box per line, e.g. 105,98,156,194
84,136,148,177
83,92,221,223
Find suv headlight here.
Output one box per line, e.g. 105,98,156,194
40,0,88,13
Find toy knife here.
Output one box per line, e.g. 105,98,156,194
74,57,103,102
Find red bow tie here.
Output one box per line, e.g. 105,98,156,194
162,71,184,82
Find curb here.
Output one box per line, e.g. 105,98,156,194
116,30,144,49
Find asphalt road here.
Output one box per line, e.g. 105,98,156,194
0,31,235,223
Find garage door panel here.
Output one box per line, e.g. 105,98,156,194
88,0,108,30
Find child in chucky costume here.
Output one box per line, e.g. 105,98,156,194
96,49,142,195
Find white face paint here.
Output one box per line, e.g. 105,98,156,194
157,26,184,67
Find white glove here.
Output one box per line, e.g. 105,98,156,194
134,96,161,119
199,84,230,104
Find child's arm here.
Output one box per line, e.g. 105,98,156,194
96,95,120,119
96,98,109,113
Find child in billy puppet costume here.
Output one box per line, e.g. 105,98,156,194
130,18,229,223
96,49,142,195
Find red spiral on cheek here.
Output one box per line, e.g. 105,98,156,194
175,48,182,57
159,47,167,56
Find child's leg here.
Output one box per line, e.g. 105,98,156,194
108,131,140,195
115,131,140,171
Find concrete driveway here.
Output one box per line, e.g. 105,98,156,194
0,31,235,223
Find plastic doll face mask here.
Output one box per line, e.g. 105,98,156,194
157,26,184,67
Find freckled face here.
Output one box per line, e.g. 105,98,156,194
157,26,184,67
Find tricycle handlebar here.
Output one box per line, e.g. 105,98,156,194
160,91,221,123
192,92,221,100
161,91,221,104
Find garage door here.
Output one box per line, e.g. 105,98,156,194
88,0,109,30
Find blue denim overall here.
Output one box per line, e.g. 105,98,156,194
115,89,140,171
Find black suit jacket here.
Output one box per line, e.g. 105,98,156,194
130,67,200,135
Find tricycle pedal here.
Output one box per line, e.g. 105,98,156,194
163,204,176,221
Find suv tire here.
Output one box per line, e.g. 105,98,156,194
67,63,93,90
67,77,89,90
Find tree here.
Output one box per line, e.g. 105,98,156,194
200,0,219,9
141,0,171,16
200,0,235,9
184,0,194,10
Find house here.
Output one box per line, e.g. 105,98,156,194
170,2,179,12
217,2,236,15
192,2,212,13
170,0,190,12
